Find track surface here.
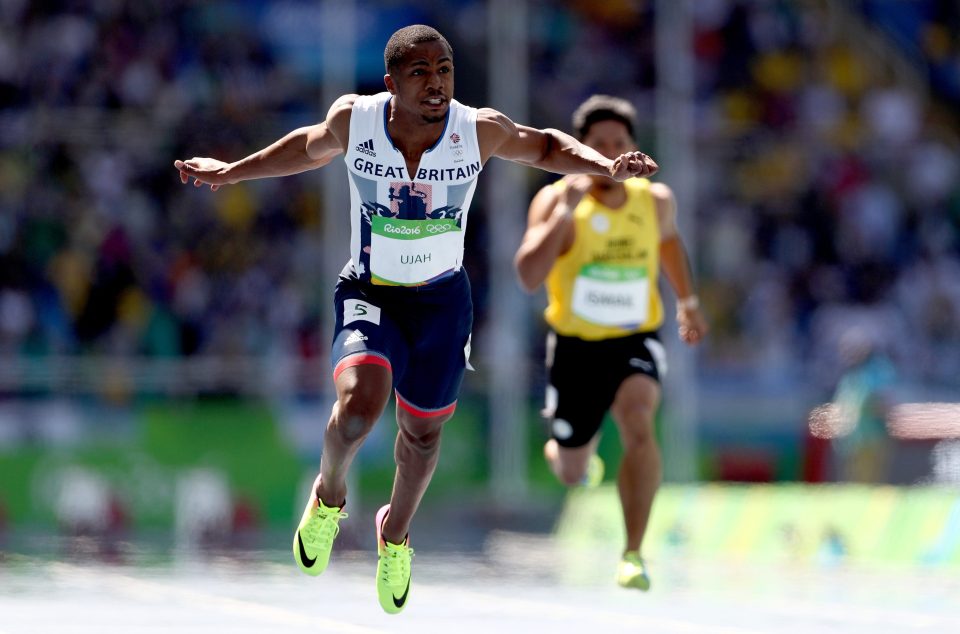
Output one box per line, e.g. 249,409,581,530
2,530,959,634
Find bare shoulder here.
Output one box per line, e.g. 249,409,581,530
322,94,359,146
647,181,675,202
476,107,515,131
527,182,561,223
326,94,359,123
531,182,560,207
476,107,517,154
649,180,680,235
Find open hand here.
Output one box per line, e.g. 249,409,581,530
610,151,658,181
174,157,234,191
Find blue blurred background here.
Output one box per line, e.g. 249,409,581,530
1,0,958,564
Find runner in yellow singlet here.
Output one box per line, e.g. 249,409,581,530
515,95,708,591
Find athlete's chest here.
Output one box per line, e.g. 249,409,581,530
347,104,480,188
574,208,656,264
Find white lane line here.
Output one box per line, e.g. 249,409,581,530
48,562,385,634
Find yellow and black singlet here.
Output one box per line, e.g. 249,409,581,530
544,178,663,340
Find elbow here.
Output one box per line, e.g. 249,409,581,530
534,129,560,167
513,256,542,294
517,276,539,294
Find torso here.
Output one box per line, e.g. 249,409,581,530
544,178,664,340
343,92,483,286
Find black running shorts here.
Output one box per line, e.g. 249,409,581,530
543,330,666,447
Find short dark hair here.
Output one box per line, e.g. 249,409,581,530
384,25,453,73
571,95,637,140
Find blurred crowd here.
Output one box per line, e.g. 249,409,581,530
1,1,335,364
686,0,960,392
1,0,958,395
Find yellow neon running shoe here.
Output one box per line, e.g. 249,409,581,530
292,491,347,576
617,551,651,591
375,504,414,614
581,454,605,488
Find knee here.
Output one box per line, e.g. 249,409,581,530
550,447,591,486
618,410,657,452
333,394,384,444
398,423,443,455
556,466,586,487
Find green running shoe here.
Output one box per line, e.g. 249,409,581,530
581,454,605,488
292,491,347,576
375,504,414,614
616,551,650,591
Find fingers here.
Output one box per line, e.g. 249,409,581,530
645,155,659,175
175,158,220,190
616,151,659,177
629,152,658,177
679,326,702,345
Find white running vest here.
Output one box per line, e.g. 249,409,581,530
344,92,483,285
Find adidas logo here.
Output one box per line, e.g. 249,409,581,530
355,138,376,156
344,329,368,345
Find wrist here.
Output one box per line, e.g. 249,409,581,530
677,295,699,311
223,162,241,184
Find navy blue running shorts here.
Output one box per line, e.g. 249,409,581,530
331,262,473,418
543,330,667,448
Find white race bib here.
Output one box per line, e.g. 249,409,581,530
571,264,649,327
369,217,462,284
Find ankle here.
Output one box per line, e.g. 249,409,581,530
315,484,345,510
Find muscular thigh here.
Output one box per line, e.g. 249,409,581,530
393,270,473,415
331,268,410,382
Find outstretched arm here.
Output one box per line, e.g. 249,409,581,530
653,182,708,345
174,95,355,190
477,109,658,180
514,176,590,292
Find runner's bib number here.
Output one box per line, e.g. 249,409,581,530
369,217,462,285
571,264,649,327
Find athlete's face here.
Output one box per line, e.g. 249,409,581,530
582,119,636,160
384,40,454,124
582,119,636,185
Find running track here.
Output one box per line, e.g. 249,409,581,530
2,530,958,634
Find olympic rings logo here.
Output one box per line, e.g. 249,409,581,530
382,223,455,236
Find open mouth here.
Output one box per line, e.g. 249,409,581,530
423,96,446,108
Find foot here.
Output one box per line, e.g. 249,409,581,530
292,490,347,576
581,454,605,488
375,504,414,614
616,551,650,591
